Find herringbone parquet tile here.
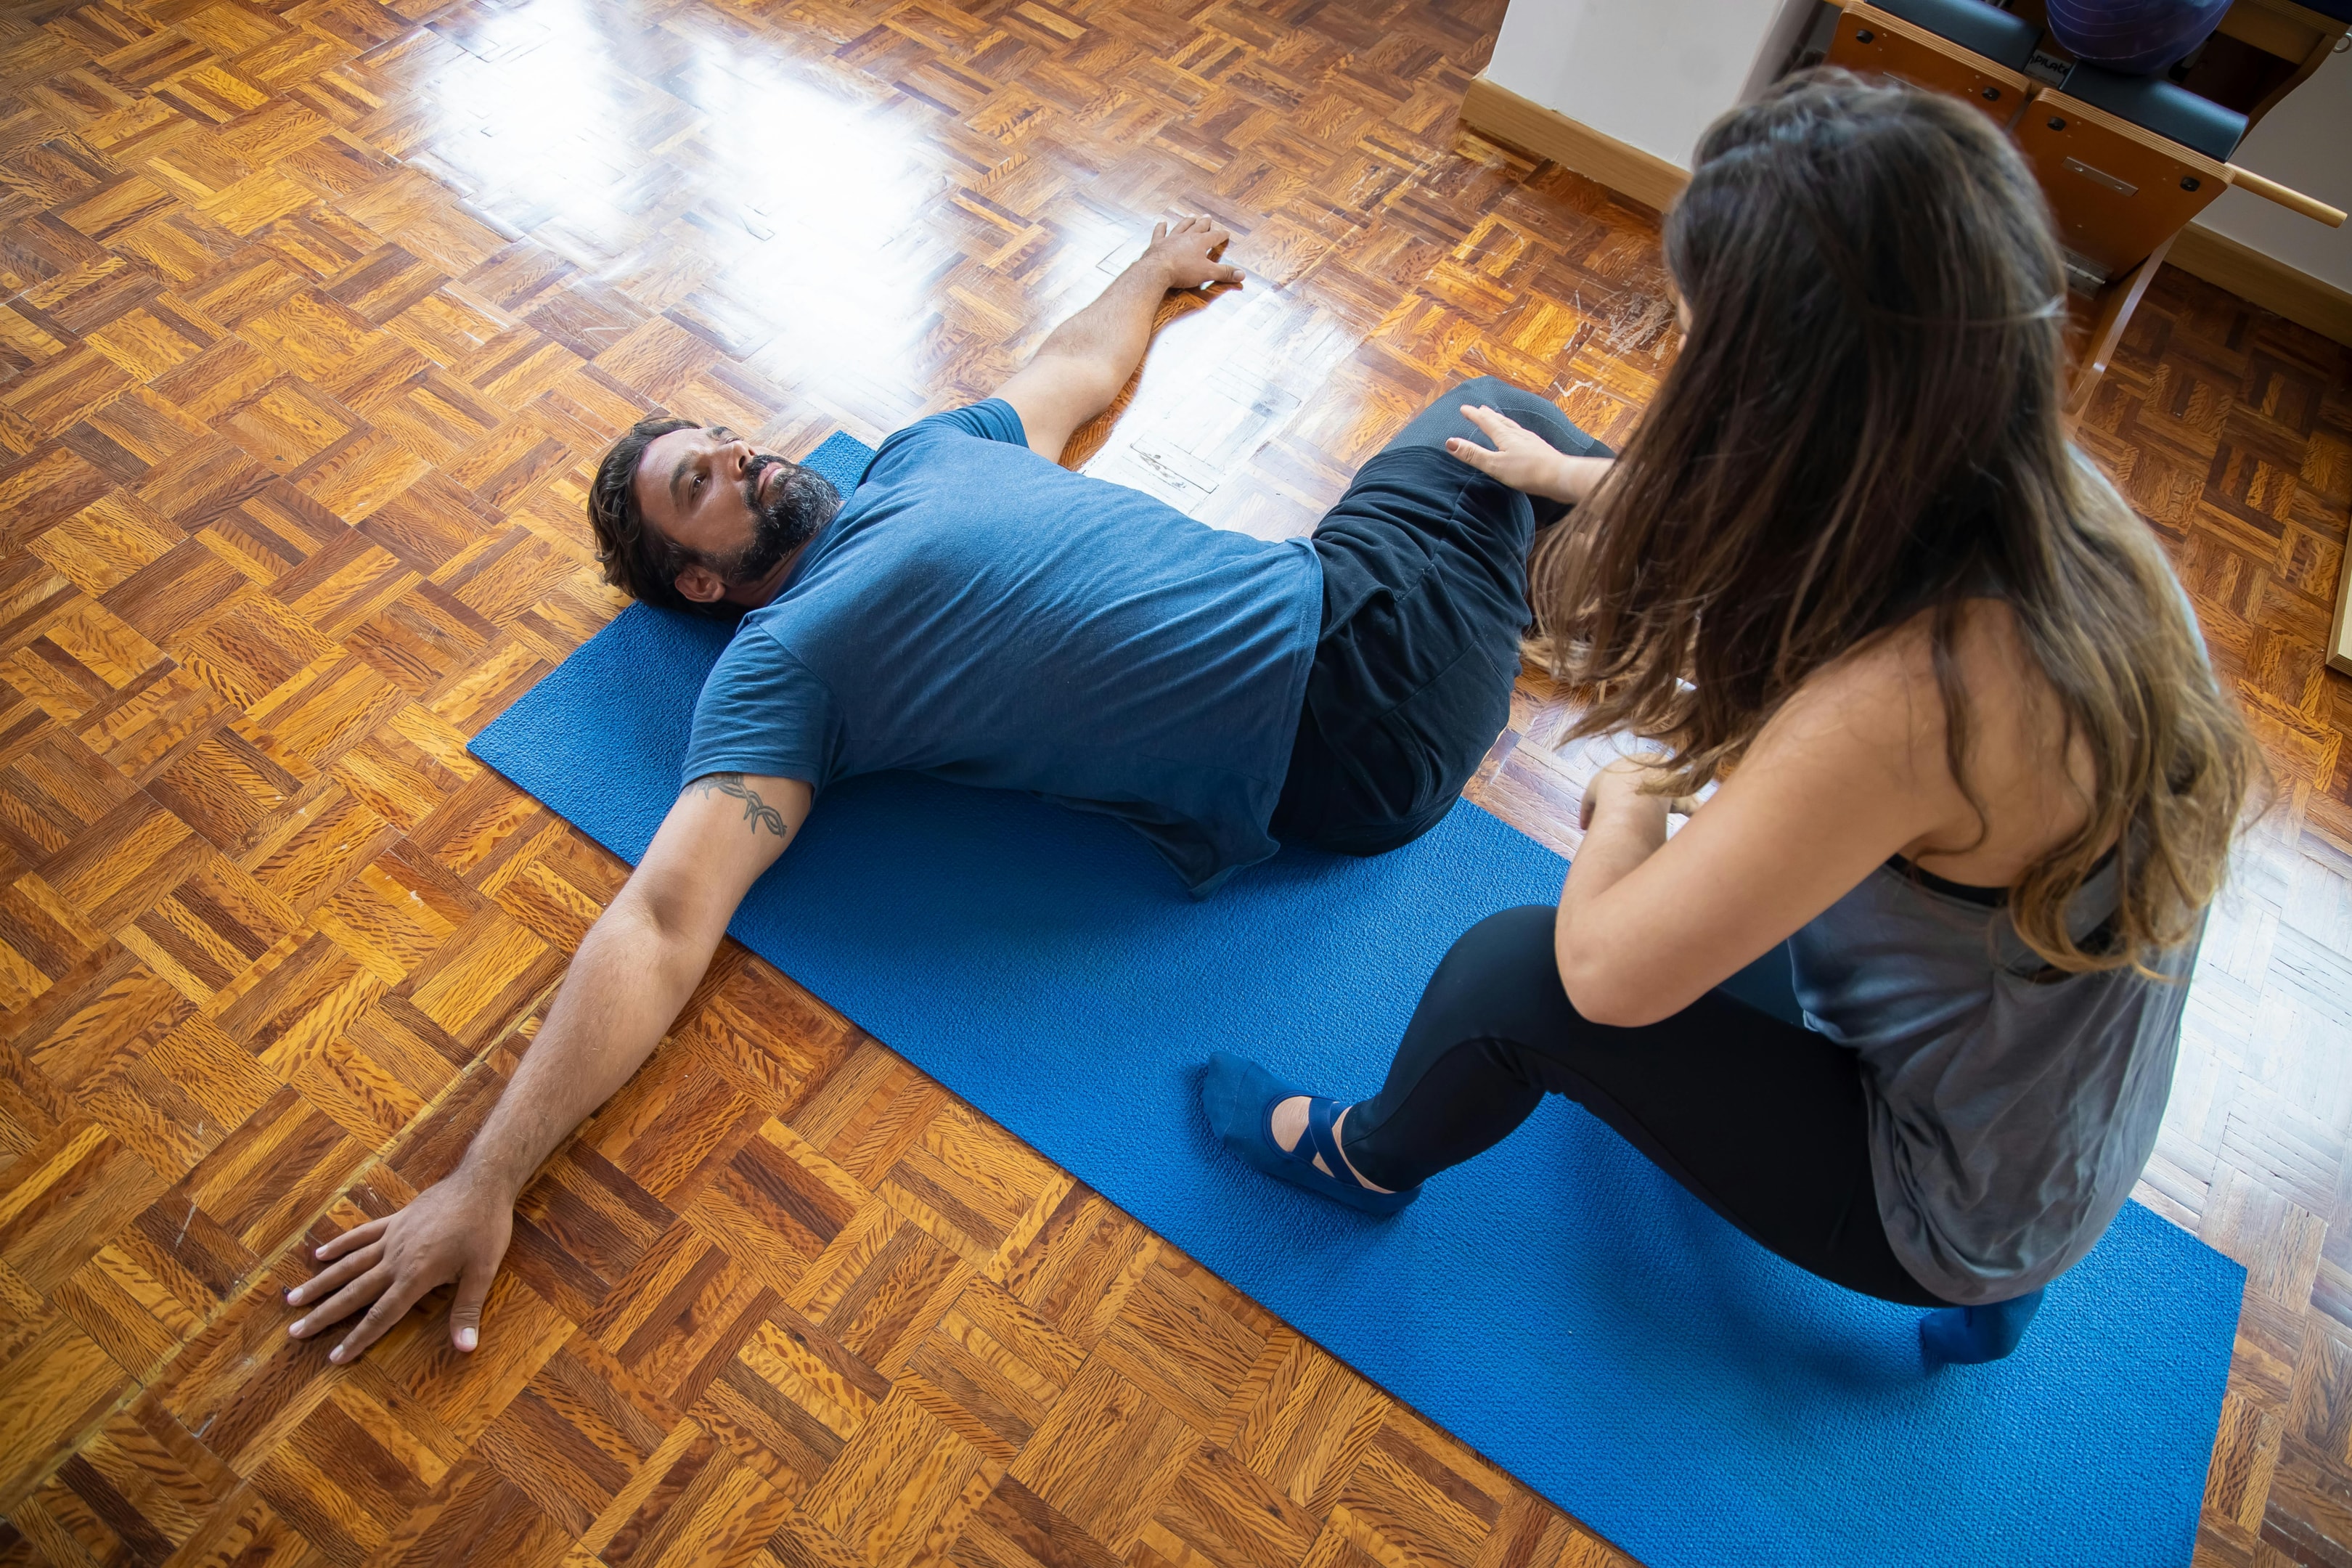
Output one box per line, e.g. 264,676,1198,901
0,0,2343,1564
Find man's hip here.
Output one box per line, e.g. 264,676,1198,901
1271,445,1534,855
1271,377,1612,857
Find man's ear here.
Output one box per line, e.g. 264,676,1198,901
673,563,728,604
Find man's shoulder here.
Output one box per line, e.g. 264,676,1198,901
683,621,841,784
867,401,1032,475
706,617,812,679
693,620,840,726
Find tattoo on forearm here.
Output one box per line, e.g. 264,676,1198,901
689,772,790,838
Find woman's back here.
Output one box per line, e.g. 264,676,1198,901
1790,849,2194,1302
1825,597,2100,889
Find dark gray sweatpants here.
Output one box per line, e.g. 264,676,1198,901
1269,376,1612,855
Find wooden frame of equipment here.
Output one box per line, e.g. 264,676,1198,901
2013,92,2235,281
2067,235,2173,420
1828,4,2035,123
2205,0,2349,121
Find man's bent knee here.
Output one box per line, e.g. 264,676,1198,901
1446,375,1516,406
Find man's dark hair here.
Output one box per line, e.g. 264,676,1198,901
587,415,713,616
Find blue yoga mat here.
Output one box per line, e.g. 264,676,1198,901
473,432,2240,1568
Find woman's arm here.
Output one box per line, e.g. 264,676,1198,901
1554,630,1975,1026
1445,404,1612,504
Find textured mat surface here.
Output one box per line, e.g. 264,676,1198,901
471,430,2240,1568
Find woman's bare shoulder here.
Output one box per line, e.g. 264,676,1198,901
1786,598,2044,728
1786,597,2088,873
1761,604,1968,783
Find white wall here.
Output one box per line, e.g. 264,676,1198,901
2191,45,2352,295
1485,0,1818,169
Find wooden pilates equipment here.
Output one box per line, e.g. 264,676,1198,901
1826,0,2348,413
1825,3,2038,121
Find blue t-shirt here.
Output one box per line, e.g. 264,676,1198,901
681,401,1325,895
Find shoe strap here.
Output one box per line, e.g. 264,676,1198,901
1302,1096,1355,1186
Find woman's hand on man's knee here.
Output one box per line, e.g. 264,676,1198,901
1445,405,1612,505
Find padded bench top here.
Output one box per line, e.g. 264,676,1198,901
1872,0,2043,69
2059,62,2248,160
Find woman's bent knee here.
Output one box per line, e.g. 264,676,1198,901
1453,902,1558,957
1417,905,1569,1034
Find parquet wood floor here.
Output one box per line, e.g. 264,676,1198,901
0,0,2343,1564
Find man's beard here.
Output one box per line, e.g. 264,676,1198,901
705,455,839,589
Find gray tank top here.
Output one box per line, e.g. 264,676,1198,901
1787,854,2196,1305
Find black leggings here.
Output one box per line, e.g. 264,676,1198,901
1339,905,1953,1308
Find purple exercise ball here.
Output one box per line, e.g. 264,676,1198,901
2045,0,2231,74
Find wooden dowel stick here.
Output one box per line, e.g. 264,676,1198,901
2225,166,2347,226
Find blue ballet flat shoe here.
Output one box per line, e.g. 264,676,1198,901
1201,1051,1420,1217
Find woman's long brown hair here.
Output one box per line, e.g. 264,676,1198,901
1535,70,2261,974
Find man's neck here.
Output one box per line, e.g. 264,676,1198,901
724,534,817,613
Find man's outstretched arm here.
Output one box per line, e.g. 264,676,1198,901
284,772,811,1363
995,216,1243,463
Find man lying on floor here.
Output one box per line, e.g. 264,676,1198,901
279,214,1614,1359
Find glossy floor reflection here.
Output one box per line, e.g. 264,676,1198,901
0,0,2345,1564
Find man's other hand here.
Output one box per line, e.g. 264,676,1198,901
1145,216,1244,290
285,1176,514,1363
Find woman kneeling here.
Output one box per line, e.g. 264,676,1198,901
1206,70,2261,1367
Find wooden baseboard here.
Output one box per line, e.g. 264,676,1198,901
2168,223,2352,348
1458,75,1689,213
2335,523,2352,677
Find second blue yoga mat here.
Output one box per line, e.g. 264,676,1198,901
472,430,2239,1568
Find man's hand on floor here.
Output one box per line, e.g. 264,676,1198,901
1143,215,1244,290
277,779,807,1365
996,216,1245,459
285,1175,515,1362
